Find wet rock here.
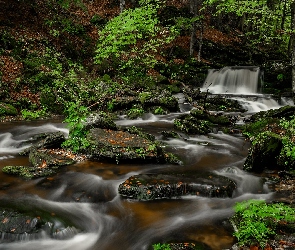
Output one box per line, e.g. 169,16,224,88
3,149,75,178
250,105,295,122
182,86,203,103
142,90,179,112
87,128,175,163
174,114,212,135
174,107,234,135
169,242,212,250
190,109,231,125
20,131,66,155
29,148,75,168
83,112,117,131
205,96,246,112
118,172,236,200
243,134,283,173
161,130,181,139
0,207,79,242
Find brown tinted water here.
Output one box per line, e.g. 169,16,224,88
0,116,272,250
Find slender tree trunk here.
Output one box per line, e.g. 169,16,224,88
120,0,125,13
190,0,203,58
190,0,198,56
190,21,197,56
281,0,287,30
291,1,295,101
197,21,203,62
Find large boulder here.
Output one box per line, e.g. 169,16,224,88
87,127,176,163
243,133,283,173
118,172,236,200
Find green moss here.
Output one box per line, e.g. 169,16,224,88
0,103,18,116
127,105,145,119
2,166,37,178
174,115,212,134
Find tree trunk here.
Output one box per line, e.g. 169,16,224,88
120,0,125,13
190,0,202,57
281,0,287,30
291,1,295,102
197,22,203,62
190,21,197,56
189,0,197,56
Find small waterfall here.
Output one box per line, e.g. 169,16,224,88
202,66,262,94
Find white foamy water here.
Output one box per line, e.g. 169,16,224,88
0,123,68,155
202,66,261,94
232,96,281,113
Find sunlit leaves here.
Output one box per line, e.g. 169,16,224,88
94,2,177,77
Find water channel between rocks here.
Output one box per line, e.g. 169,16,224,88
0,107,276,250
0,67,291,250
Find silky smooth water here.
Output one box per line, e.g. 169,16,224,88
1,65,292,249
202,66,262,94
0,113,274,250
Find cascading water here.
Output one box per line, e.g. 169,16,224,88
202,66,262,94
202,66,293,112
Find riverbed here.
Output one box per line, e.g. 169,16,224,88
0,107,277,250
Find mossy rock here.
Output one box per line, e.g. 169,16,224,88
161,130,181,139
203,96,246,112
83,112,117,131
2,166,38,179
20,131,66,155
87,128,177,163
174,114,212,134
190,109,231,125
250,105,295,122
0,103,18,116
141,90,179,112
118,172,236,200
127,104,145,119
29,149,75,169
3,149,75,179
243,133,283,173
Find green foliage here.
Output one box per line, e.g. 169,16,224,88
278,116,295,165
21,108,48,120
204,0,291,52
153,106,166,115
232,200,295,248
62,102,90,152
242,118,273,140
127,105,145,119
139,92,152,104
0,103,18,116
152,243,171,250
94,1,178,80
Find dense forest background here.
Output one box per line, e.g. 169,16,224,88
0,0,293,116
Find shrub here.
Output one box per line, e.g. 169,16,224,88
231,200,295,249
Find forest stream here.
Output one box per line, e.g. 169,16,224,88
0,67,293,250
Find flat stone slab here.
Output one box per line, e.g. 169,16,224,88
118,172,236,200
87,128,174,163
